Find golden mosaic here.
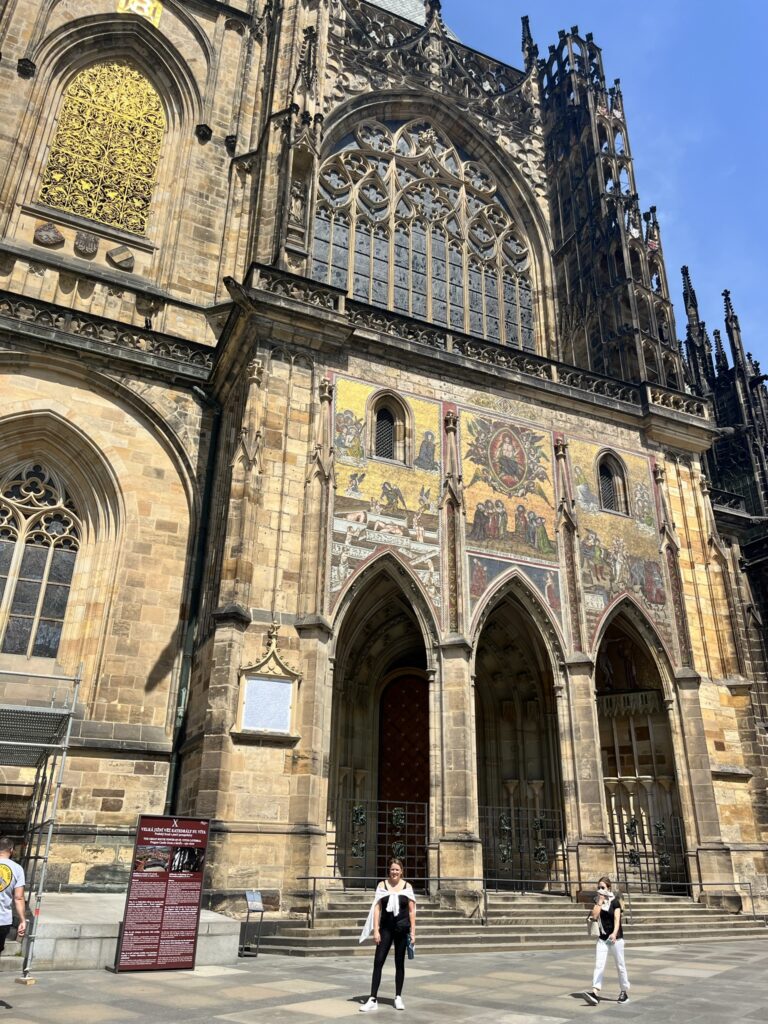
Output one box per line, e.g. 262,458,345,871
331,376,442,607
39,62,165,235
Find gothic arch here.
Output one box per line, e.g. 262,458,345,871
317,91,556,351
593,595,676,703
0,352,199,520
1,15,203,278
331,550,439,671
32,11,205,118
0,408,123,690
470,569,566,676
0,409,124,538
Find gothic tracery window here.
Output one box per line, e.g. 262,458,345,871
0,464,80,659
311,120,536,349
38,61,165,235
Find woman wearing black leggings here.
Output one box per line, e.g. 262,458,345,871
359,857,416,1012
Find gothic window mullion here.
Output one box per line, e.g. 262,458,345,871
0,465,81,660
0,514,23,636
25,537,56,659
2,530,51,657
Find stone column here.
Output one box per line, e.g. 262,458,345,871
436,639,483,882
562,653,615,885
289,620,335,884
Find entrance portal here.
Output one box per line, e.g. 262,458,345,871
328,568,431,885
474,590,567,889
596,618,689,892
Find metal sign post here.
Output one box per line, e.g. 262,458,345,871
239,890,265,957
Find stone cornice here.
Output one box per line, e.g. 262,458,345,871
237,263,715,448
0,288,212,382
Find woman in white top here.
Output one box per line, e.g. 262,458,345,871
359,857,416,1012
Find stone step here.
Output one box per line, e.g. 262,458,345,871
258,927,768,958
272,916,766,940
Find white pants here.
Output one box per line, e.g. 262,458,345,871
592,938,630,993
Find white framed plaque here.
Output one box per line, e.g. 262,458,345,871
233,622,301,743
241,674,293,734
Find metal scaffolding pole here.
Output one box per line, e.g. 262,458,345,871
0,667,80,982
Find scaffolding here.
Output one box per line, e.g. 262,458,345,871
0,667,79,979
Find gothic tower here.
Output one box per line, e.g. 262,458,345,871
540,27,683,387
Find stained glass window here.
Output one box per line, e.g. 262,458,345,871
0,464,80,659
39,62,165,235
311,120,536,349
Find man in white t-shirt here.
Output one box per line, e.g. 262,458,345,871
0,836,26,956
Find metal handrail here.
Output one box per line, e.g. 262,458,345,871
620,877,766,925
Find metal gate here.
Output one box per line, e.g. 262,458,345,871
479,805,568,891
335,798,428,884
610,809,689,893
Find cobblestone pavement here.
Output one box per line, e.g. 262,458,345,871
2,940,768,1023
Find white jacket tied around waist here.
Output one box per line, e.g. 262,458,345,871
359,882,416,943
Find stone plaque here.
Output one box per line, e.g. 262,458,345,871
241,675,293,734
74,231,99,258
107,245,135,272
34,222,64,247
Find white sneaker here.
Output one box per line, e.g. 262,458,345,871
394,995,405,1010
359,998,378,1012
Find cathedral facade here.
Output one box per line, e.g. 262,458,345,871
0,0,766,913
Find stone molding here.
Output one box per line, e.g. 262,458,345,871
0,288,212,377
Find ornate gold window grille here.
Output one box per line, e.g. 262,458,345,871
0,464,81,660
38,61,165,235
311,120,536,350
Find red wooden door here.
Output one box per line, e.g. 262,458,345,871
377,675,429,882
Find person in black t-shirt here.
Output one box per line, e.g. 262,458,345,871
583,875,631,1005
358,857,416,1012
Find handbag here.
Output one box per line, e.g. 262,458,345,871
586,915,601,939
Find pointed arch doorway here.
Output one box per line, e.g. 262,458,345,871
474,588,568,890
596,616,689,893
328,568,431,886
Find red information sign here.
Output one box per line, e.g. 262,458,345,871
114,815,210,972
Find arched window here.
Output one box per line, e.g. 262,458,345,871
38,61,165,235
311,120,536,350
598,455,629,515
375,407,396,460
0,464,80,659
369,394,409,464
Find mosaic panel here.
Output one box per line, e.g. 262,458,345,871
469,554,562,622
331,377,442,607
569,439,672,645
460,409,557,563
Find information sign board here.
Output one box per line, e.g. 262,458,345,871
115,815,209,972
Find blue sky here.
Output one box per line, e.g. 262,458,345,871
443,1,768,374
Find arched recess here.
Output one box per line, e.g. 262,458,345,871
0,354,201,722
315,91,557,355
328,554,438,884
1,14,203,285
594,605,691,893
0,409,124,694
470,572,568,888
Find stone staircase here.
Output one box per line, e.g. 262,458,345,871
256,890,768,957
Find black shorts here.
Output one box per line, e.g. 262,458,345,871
0,924,10,954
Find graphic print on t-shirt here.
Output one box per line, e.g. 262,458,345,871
0,863,12,893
